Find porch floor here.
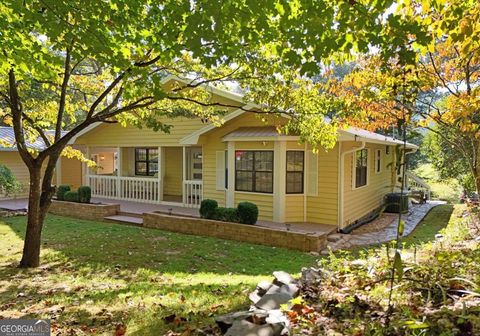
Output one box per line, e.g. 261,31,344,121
92,197,336,234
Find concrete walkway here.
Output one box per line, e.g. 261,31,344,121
0,198,28,211
325,200,446,251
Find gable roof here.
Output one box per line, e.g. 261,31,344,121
70,74,417,149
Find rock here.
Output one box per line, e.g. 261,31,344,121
300,267,323,284
255,293,292,310
249,290,262,304
320,249,330,255
435,233,444,239
265,284,299,297
309,251,319,256
265,309,288,325
257,280,272,292
216,311,268,334
224,320,278,336
272,271,295,286
327,234,343,242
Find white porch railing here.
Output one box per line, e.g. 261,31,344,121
183,180,203,208
406,171,431,199
88,175,160,203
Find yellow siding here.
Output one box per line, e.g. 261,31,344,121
60,157,82,189
95,152,115,175
234,192,274,221
342,142,394,228
202,112,283,207
306,145,339,225
0,152,29,197
76,118,207,147
285,195,304,222
163,147,183,196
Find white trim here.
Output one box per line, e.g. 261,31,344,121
352,148,370,190
338,141,365,230
273,141,286,223
55,158,62,185
180,104,255,145
222,135,301,142
226,141,235,207
375,148,382,174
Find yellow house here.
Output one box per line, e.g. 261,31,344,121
0,77,428,232
57,76,424,232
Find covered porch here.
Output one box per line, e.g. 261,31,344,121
84,146,203,208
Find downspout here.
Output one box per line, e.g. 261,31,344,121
338,138,366,232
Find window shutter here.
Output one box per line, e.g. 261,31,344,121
216,151,226,190
307,151,318,196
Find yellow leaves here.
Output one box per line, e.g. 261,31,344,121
61,146,96,167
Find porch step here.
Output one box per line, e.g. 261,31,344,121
104,215,143,226
117,211,144,219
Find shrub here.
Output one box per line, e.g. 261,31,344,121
237,202,258,225
200,199,218,219
64,191,79,203
213,207,239,222
0,164,22,196
78,186,92,203
57,185,71,201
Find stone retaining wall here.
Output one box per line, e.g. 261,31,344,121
48,200,120,221
143,212,327,252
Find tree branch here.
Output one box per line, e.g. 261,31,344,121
56,46,72,141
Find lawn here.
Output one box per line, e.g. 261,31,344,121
0,206,456,335
0,215,317,335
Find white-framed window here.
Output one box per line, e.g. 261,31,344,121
375,149,382,174
354,148,368,188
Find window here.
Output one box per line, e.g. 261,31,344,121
235,150,273,193
375,149,382,174
286,151,304,194
355,149,368,188
135,148,159,176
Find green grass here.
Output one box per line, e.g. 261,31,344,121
402,204,454,247
0,215,317,335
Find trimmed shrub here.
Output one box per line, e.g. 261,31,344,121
57,185,71,201
64,191,80,203
199,199,218,219
78,186,92,204
213,207,239,222
237,202,258,225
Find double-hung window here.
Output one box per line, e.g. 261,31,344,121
286,151,304,194
235,150,273,193
355,149,368,188
135,148,159,176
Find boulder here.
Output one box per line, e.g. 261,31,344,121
224,320,283,336
255,292,292,310
216,310,268,334
265,284,299,297
272,271,295,286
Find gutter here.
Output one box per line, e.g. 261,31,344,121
338,138,366,232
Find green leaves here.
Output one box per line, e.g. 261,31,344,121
398,220,405,236
393,250,403,282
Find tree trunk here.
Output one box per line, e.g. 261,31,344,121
19,167,44,268
19,155,58,268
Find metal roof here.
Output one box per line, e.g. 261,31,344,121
0,127,61,151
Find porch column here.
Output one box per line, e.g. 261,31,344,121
116,147,121,198
157,146,162,203
84,146,91,185
273,141,286,223
226,141,235,207
182,146,187,204
55,157,62,186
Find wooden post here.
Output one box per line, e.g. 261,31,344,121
116,147,121,199
158,146,162,203
182,146,187,205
